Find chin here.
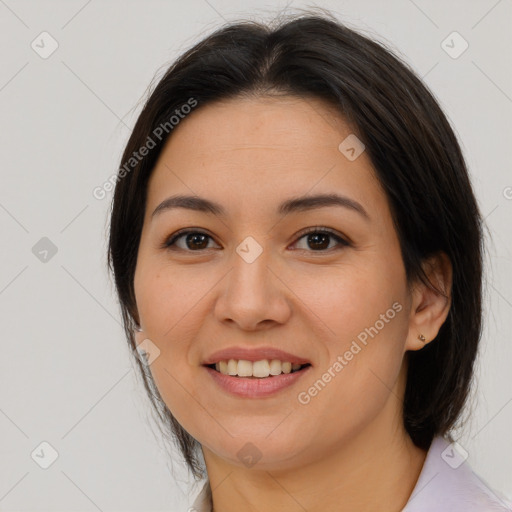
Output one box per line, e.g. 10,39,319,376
200,425,314,471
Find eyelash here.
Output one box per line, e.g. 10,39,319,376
162,226,350,253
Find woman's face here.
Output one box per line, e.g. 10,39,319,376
134,96,419,470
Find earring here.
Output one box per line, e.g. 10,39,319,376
418,333,426,343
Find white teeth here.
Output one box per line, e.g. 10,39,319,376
269,359,282,375
213,359,305,378
219,360,228,374
252,360,270,378
227,359,238,375
237,360,253,377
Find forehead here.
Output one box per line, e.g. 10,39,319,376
156,95,354,160
146,96,385,218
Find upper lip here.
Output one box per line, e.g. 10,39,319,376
202,347,311,365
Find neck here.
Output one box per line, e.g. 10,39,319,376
202,368,428,512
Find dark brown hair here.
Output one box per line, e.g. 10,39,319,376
107,10,484,479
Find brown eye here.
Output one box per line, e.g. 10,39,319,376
292,228,349,252
183,233,210,250
305,232,330,250
164,230,219,251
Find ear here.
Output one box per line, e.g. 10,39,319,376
405,251,452,352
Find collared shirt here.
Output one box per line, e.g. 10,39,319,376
188,436,512,511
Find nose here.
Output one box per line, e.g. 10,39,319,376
213,243,292,331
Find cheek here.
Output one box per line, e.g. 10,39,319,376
134,262,214,432
149,356,199,430
134,261,206,341
288,258,408,419
288,255,407,343
292,316,408,454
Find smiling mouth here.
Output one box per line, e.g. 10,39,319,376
205,359,312,378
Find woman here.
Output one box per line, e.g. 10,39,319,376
107,10,511,511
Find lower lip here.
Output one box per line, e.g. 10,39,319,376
204,366,311,398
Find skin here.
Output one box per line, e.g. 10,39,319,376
133,96,452,512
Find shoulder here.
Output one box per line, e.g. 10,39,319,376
186,437,511,512
403,436,512,512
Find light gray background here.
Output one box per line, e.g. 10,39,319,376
1,0,511,510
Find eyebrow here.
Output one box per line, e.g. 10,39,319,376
151,193,370,221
